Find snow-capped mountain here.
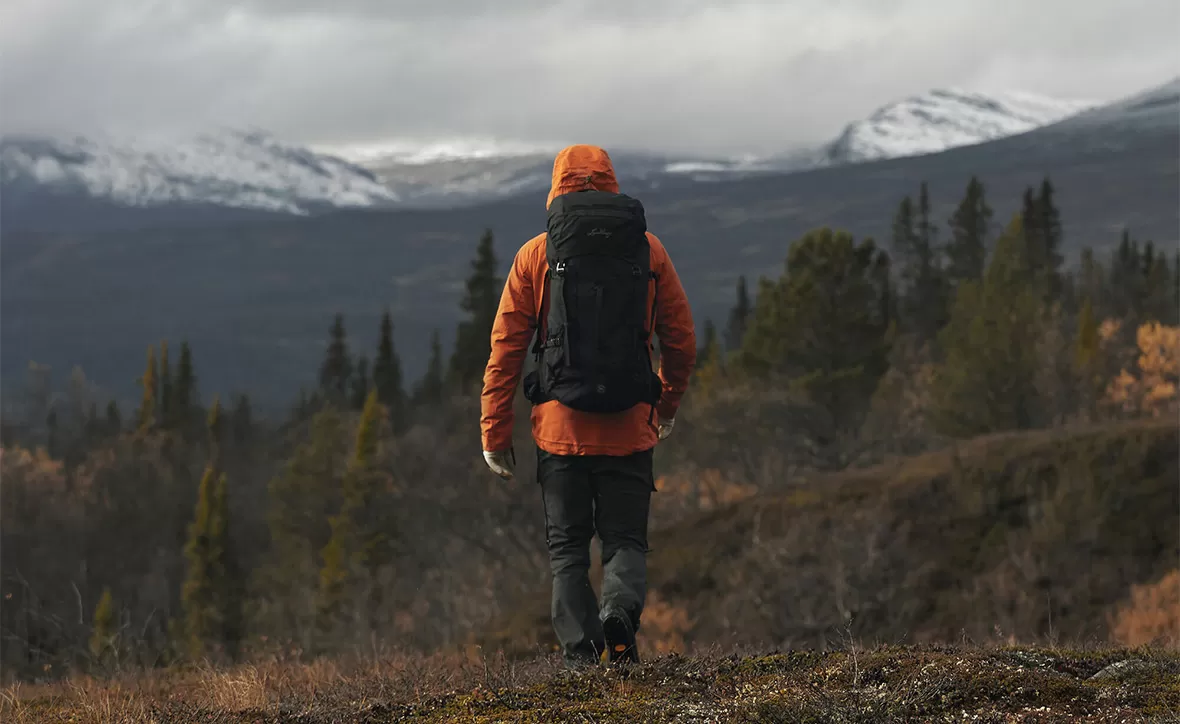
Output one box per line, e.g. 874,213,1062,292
814,89,1098,166
316,139,767,206
0,85,1115,230
0,129,400,215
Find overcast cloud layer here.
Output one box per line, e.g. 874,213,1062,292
2,0,1177,155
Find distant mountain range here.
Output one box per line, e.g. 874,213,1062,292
1,78,1176,411
1,86,1101,231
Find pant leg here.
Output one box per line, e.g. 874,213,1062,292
591,448,654,633
537,448,603,664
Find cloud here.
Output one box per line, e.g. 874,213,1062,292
1,0,1176,155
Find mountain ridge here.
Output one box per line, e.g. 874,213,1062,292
0,86,1108,231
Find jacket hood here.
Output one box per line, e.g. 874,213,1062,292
546,144,619,209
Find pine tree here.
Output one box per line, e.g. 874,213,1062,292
694,320,724,398
181,465,222,659
351,356,370,411
89,587,117,660
893,188,948,344
213,469,242,659
1020,179,1064,302
1039,177,1064,295
724,276,752,352
159,341,173,429
931,214,1044,437
174,341,197,432
262,406,349,642
946,176,992,287
180,398,238,660
319,314,353,404
373,310,406,428
698,319,718,364
137,346,159,432
740,228,892,430
413,330,446,407
449,229,502,393
318,390,393,635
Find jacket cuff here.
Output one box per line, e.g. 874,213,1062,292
656,399,679,421
482,428,514,453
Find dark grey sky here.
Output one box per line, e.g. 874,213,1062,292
2,0,1177,155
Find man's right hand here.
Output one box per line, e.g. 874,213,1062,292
657,417,675,441
483,449,516,479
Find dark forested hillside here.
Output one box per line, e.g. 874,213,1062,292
2,97,1177,407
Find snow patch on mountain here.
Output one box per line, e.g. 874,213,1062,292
818,89,1099,165
316,138,560,166
0,130,400,214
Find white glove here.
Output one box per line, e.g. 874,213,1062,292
657,418,675,440
483,449,515,479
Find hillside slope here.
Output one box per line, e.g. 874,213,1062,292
486,420,1180,658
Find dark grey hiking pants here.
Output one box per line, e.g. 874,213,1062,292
537,447,654,664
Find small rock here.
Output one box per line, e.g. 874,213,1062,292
1088,659,1155,681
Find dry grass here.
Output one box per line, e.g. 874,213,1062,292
1110,569,1180,648
3,645,1178,723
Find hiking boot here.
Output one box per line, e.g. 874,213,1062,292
602,611,639,664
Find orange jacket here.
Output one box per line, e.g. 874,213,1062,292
480,145,697,456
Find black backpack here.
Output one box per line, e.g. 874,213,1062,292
523,189,663,415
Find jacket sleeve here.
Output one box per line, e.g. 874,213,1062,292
650,235,696,421
480,246,537,452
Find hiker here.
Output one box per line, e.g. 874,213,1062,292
480,144,697,668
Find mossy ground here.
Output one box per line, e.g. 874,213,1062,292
4,645,1177,723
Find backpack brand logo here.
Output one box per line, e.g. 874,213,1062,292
587,228,613,238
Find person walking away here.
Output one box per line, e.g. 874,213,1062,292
480,144,697,668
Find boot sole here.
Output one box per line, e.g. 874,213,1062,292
603,614,638,664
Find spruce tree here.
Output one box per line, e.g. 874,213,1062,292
373,310,406,428
1039,177,1064,294
318,389,393,635
262,406,349,641
740,227,892,430
694,320,724,398
213,469,242,659
319,314,353,404
351,356,371,411
946,176,992,287
137,346,159,433
449,229,502,393
174,341,197,432
1020,179,1064,302
893,188,948,345
931,214,1044,437
413,330,445,407
181,465,222,658
698,319,718,364
724,276,752,352
180,398,237,660
159,341,173,429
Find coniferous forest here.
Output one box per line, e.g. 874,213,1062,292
2,175,1178,683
